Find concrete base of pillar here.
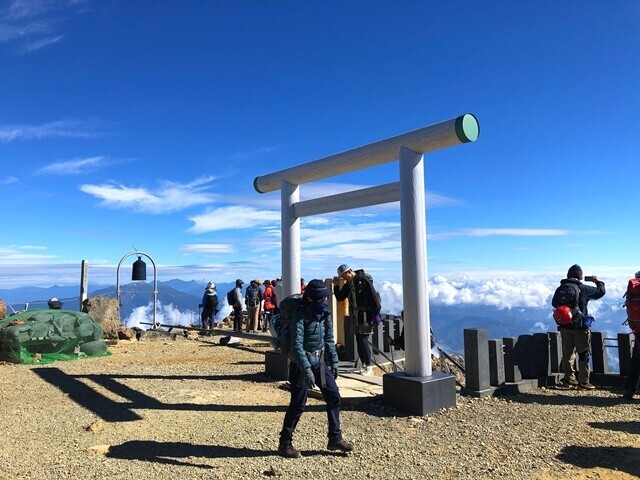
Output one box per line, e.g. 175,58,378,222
265,350,289,381
383,371,456,416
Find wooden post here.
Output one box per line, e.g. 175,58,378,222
79,260,88,311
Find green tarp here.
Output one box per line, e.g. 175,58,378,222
0,309,110,364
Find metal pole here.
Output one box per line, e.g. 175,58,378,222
399,146,432,377
281,180,300,299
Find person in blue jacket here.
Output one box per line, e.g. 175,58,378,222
278,279,354,458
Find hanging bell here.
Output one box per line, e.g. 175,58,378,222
131,255,147,281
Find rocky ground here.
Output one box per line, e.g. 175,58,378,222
0,334,639,480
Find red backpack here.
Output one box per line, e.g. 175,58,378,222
623,278,640,333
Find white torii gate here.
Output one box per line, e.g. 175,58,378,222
254,114,479,377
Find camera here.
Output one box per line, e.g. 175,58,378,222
584,276,595,282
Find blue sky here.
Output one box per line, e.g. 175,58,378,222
1,0,639,291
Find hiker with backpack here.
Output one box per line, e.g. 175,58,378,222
277,279,354,458
551,264,605,390
199,282,219,332
622,271,640,400
227,279,244,333
245,280,263,333
262,279,277,332
333,264,382,376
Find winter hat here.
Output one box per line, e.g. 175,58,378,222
635,271,640,279
236,279,244,287
304,279,331,301
567,264,583,279
337,264,351,276
206,281,215,289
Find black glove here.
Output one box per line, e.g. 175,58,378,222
304,368,316,388
330,364,339,379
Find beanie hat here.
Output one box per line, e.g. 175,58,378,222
236,279,244,287
567,264,583,279
304,279,331,301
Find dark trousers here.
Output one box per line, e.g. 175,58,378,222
233,306,243,332
279,362,342,445
626,333,640,393
355,333,372,366
263,309,274,331
201,309,214,330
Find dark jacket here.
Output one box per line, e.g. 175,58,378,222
554,278,606,329
333,269,381,335
289,302,339,370
201,291,219,313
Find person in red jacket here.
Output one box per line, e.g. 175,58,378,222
262,279,277,332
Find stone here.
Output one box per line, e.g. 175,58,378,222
82,296,121,339
117,327,136,340
0,300,6,320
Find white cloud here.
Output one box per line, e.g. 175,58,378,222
179,244,234,255
428,228,569,240
0,120,99,141
38,155,106,175
81,176,218,214
0,176,18,185
0,0,86,53
188,206,280,233
229,146,276,161
123,300,201,329
0,244,56,263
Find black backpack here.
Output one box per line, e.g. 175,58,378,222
272,294,304,356
246,284,261,308
203,294,218,311
226,289,236,306
354,270,382,313
551,282,583,327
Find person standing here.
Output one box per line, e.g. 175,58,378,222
231,279,244,333
245,280,263,333
278,279,354,458
262,279,277,332
552,264,605,390
332,264,381,376
199,282,219,332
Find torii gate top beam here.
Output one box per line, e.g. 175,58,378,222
253,113,479,194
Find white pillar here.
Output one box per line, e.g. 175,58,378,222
399,146,432,377
281,180,300,299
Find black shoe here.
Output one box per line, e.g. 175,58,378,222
623,391,635,400
327,438,354,452
278,444,301,458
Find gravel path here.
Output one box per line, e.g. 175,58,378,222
0,336,639,480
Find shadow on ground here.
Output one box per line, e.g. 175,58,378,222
106,440,344,468
589,421,640,435
31,367,325,422
557,445,640,477
509,391,627,408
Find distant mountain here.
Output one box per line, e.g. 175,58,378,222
91,282,202,320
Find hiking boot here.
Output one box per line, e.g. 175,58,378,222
361,366,373,376
278,444,301,458
327,438,354,453
578,382,596,390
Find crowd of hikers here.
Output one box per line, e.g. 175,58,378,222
196,261,640,458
